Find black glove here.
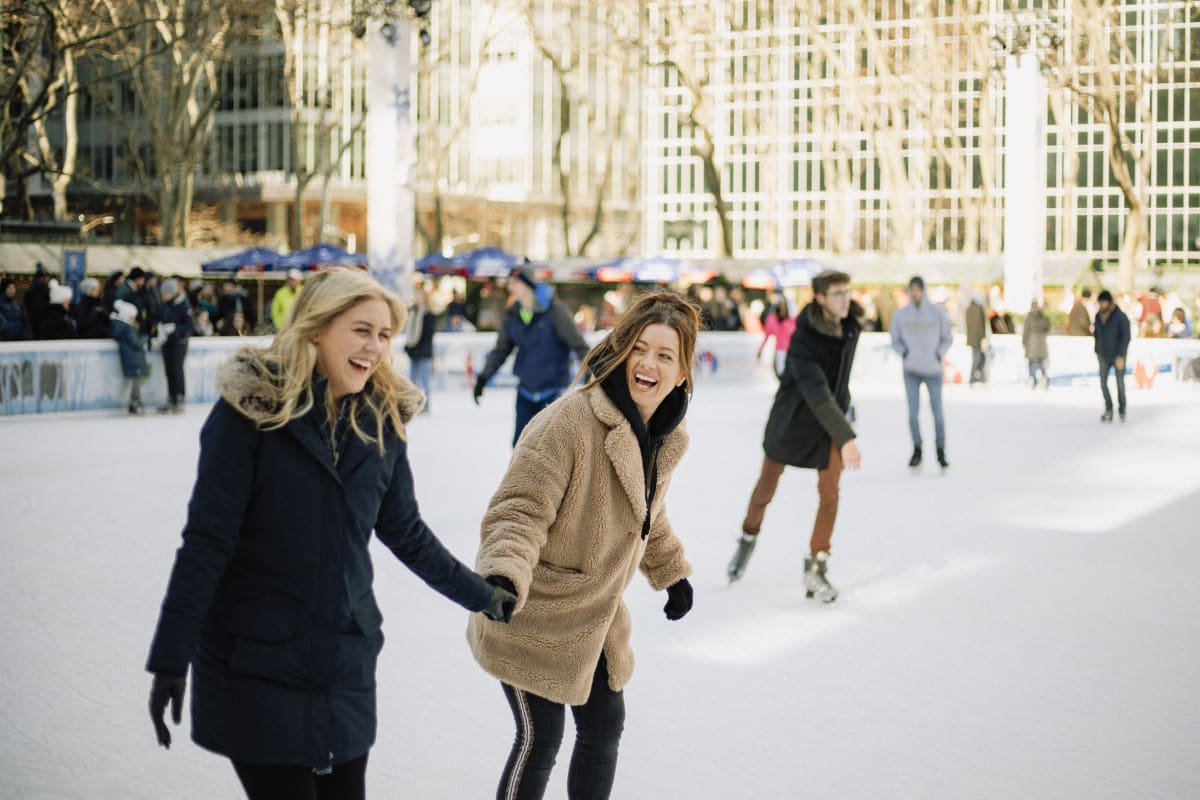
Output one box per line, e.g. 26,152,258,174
482,575,517,623
663,578,693,621
149,671,186,748
472,376,487,405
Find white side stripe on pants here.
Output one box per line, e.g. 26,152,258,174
505,688,535,800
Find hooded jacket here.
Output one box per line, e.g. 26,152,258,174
1022,309,1051,360
478,283,590,396
762,302,860,469
890,297,953,377
146,353,493,767
468,381,692,705
1093,305,1131,359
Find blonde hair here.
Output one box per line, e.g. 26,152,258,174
579,289,702,393
233,267,409,449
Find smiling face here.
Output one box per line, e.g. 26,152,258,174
312,298,393,402
625,323,685,423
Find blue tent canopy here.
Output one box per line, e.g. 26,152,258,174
275,244,367,270
200,246,284,273
741,258,829,290
581,255,717,284
415,246,521,278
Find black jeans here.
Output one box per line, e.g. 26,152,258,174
513,390,561,446
970,346,986,383
1098,355,1126,414
161,337,188,401
497,653,624,800
232,753,367,800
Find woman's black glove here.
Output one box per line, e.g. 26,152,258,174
149,671,186,748
482,575,517,623
472,376,489,405
663,578,693,621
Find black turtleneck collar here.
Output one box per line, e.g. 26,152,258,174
600,368,688,451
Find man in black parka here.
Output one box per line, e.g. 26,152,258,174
726,269,863,602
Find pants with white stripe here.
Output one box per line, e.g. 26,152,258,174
497,653,624,800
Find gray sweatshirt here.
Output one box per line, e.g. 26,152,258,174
890,299,953,377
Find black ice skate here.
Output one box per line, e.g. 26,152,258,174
908,446,922,468
936,446,949,469
727,533,758,583
804,552,837,603
1100,410,1113,423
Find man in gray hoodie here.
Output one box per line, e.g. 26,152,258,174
890,276,953,468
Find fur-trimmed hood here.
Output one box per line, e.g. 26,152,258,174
215,348,426,427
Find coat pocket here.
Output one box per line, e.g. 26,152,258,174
528,561,587,606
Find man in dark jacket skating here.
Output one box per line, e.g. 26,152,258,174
727,269,862,602
1093,289,1131,422
473,265,590,445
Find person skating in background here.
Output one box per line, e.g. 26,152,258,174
1022,299,1052,390
36,280,76,339
727,270,863,601
758,297,795,379
965,292,988,386
23,264,53,337
1093,289,1131,423
271,268,304,331
156,278,194,414
473,264,590,445
1166,307,1193,339
0,277,30,340
73,278,110,339
110,299,148,415
144,267,515,800
1067,288,1094,335
890,275,952,469
468,291,699,800
101,270,125,315
403,284,439,414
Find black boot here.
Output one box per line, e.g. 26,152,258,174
936,446,949,469
908,446,922,468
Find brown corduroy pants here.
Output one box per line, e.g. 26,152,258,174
741,442,843,555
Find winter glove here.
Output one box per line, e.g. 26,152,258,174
472,375,488,406
149,671,186,748
663,578,693,621
482,575,517,623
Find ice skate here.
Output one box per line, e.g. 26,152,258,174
727,533,758,583
936,446,949,469
908,446,922,468
803,552,837,603
1100,410,1113,423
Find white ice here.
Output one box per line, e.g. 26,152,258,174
2,376,1199,799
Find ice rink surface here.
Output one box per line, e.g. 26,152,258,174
2,375,1199,799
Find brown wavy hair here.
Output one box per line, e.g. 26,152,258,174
579,289,702,393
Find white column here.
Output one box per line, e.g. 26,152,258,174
366,20,414,301
1003,51,1046,310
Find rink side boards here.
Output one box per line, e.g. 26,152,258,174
1,333,1197,415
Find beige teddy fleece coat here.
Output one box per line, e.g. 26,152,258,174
467,384,692,705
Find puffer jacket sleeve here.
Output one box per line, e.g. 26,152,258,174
146,400,258,675
786,336,856,446
476,424,577,609
638,498,691,591
375,443,493,612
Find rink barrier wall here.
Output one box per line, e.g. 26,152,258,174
2,332,1197,415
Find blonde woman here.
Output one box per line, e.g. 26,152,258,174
469,290,700,800
146,268,515,799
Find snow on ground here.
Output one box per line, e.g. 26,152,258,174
2,376,1199,799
